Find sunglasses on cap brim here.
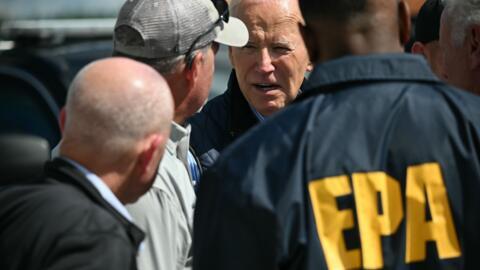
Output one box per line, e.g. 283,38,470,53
212,0,229,22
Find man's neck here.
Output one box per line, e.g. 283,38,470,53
310,20,403,63
60,147,129,203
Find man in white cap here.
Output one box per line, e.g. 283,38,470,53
112,0,248,269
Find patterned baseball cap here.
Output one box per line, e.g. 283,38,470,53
114,0,248,59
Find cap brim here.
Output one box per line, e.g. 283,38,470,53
214,16,248,47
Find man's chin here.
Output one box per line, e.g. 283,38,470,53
256,102,285,116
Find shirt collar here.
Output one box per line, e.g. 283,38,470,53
307,53,440,90
167,121,191,167
169,121,191,145
62,157,133,222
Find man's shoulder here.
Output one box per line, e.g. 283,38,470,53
0,183,130,243
126,151,195,263
0,182,92,214
386,80,480,123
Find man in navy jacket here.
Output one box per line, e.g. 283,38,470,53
193,0,480,269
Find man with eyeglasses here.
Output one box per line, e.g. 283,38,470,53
112,0,248,269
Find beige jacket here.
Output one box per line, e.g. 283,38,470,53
127,122,196,270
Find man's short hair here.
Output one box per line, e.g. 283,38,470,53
443,0,480,47
415,0,444,44
299,0,367,22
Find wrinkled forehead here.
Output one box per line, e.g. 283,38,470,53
230,0,304,30
230,0,302,20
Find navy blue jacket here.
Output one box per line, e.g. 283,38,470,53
0,158,144,270
193,54,480,270
189,70,310,172
189,71,259,172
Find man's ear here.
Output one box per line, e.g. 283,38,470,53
184,52,203,89
469,25,480,69
398,0,411,46
411,42,426,56
138,134,165,176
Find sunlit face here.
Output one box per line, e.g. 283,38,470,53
229,0,311,116
439,12,470,90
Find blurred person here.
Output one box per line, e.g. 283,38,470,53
112,0,248,269
439,0,480,94
188,0,312,173
411,0,444,77
0,57,173,270
193,0,480,269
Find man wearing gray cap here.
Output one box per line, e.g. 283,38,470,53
112,0,248,269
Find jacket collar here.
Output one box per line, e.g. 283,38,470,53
228,71,259,139
308,53,440,89
44,157,145,248
297,53,441,102
62,157,133,222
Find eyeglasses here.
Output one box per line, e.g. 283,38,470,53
185,0,229,69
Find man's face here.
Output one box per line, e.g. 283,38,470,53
439,13,470,90
195,43,219,110
181,42,218,119
229,0,311,116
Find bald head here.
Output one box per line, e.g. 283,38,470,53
62,57,173,156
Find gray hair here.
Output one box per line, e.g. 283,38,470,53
443,0,480,47
112,50,185,75
113,47,210,75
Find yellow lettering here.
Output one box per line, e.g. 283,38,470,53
352,172,403,268
405,163,461,262
309,175,361,269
